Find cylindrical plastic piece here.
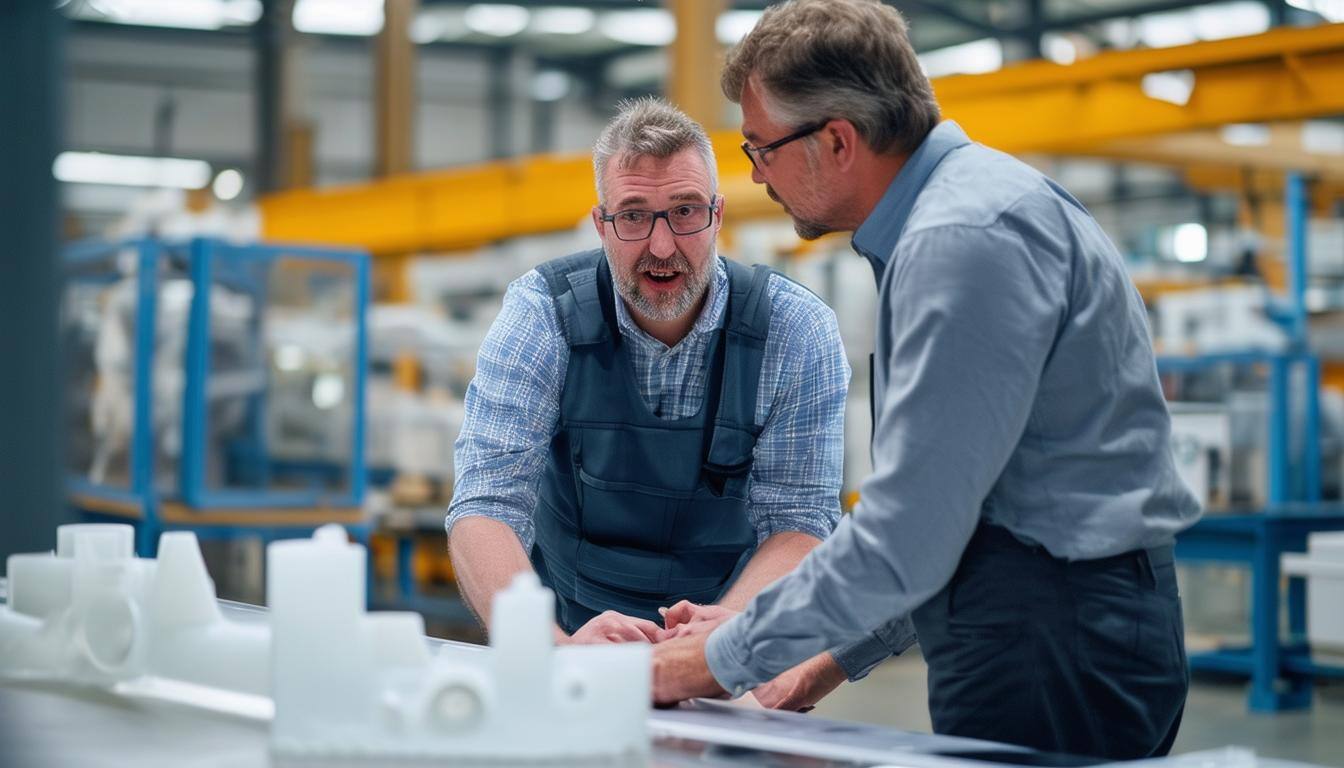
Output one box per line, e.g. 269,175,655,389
6,553,71,619
57,524,134,561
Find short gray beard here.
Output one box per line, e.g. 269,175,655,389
608,246,716,323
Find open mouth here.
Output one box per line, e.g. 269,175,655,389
644,269,680,284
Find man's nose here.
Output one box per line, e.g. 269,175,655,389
649,216,677,257
751,164,766,184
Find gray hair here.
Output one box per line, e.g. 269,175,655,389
592,97,718,205
721,0,940,156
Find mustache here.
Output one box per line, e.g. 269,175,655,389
634,253,692,273
767,185,780,203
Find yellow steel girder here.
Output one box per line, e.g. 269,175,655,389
259,23,1344,257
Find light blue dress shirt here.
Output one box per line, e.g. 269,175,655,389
706,121,1202,694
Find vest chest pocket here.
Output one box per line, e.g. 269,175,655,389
575,467,684,551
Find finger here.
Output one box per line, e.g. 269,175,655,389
662,600,700,629
627,617,663,642
610,624,652,643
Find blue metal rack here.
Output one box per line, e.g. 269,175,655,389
1164,174,1344,712
62,237,373,590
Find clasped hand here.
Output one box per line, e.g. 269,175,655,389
559,600,737,646
563,601,847,712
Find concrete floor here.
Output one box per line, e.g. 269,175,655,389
812,652,1344,767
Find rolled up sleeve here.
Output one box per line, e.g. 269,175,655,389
746,286,849,544
445,274,566,551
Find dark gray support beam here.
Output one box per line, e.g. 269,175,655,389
1266,0,1290,26
488,46,514,159
531,98,557,155
254,0,294,193
0,3,67,558
1023,0,1045,59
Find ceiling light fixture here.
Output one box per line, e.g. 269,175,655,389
599,10,675,46
54,151,213,190
532,7,595,35
292,0,383,36
464,4,530,37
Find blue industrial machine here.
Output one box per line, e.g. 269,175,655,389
61,236,371,562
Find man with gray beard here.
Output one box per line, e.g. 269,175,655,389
445,98,895,702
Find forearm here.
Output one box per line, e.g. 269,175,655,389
448,516,566,642
717,531,822,610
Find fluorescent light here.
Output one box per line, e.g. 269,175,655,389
464,4,530,37
53,151,212,189
1191,2,1269,40
1303,121,1344,156
717,10,762,45
600,10,675,46
292,0,383,36
1141,70,1195,106
1172,223,1208,263
918,39,1003,78
410,8,469,43
530,71,570,102
212,169,244,201
532,7,595,35
220,0,261,24
1220,123,1271,147
69,0,260,30
1138,11,1198,48
1041,33,1077,65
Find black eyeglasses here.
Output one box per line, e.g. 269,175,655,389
599,199,719,241
740,118,832,170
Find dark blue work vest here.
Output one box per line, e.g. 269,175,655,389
530,249,774,633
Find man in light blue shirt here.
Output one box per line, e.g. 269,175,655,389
446,97,904,702
653,0,1202,759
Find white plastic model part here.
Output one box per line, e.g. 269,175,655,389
268,524,651,760
0,524,269,695
2,523,651,761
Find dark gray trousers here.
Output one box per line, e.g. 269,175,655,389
912,523,1189,761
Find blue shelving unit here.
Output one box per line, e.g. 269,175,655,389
62,236,373,593
1164,174,1344,712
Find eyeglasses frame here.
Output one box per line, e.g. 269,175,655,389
740,118,833,170
598,196,721,242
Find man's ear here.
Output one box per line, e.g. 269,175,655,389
824,119,860,174
713,195,725,236
591,206,606,240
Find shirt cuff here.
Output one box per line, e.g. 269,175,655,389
829,614,917,681
705,614,761,698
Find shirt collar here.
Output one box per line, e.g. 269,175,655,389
851,120,972,281
612,255,728,351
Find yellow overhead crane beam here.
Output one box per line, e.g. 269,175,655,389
258,23,1344,257
937,22,1344,153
